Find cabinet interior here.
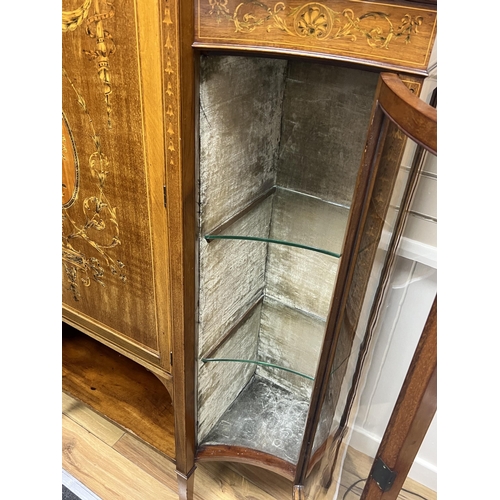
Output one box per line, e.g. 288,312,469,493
197,54,379,464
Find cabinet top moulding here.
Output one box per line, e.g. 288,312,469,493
193,0,437,75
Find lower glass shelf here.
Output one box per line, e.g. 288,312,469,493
200,374,310,465
201,357,315,381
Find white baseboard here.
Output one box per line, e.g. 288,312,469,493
62,469,101,500
408,456,437,493
379,231,437,269
399,237,437,270
349,426,437,492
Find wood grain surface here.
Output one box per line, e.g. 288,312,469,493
194,0,437,74
62,392,125,446
63,415,178,500
62,0,172,369
62,392,435,499
62,327,176,459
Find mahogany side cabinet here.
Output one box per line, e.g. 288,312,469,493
62,1,437,498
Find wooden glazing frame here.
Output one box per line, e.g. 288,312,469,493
296,72,437,499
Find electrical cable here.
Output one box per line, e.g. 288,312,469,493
342,478,366,499
342,477,430,500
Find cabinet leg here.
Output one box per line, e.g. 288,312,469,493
293,484,305,500
176,466,196,500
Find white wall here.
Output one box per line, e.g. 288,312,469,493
349,258,437,490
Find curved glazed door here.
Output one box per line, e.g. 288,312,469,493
298,73,437,499
62,0,172,372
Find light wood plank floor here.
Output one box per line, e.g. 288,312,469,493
62,393,436,500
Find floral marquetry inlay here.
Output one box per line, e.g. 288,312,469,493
295,4,331,38
62,112,80,209
62,0,93,32
163,0,181,172
62,69,126,301
196,0,437,71
63,0,116,128
212,1,422,48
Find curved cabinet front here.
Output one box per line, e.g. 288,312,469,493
194,0,437,75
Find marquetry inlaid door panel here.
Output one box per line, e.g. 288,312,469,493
62,0,171,370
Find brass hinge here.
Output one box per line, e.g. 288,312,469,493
163,186,167,207
371,458,397,492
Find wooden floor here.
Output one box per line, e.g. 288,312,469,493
62,392,436,500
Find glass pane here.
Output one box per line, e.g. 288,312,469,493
303,129,437,499
337,262,436,500
337,145,437,500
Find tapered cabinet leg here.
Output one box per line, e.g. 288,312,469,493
176,467,196,500
293,484,305,500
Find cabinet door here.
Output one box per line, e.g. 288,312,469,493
299,72,437,499
62,0,171,371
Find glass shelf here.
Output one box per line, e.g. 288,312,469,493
205,187,350,258
201,358,315,381
200,295,326,398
